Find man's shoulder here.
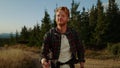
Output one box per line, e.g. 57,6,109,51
45,27,55,35
48,27,55,33
44,27,55,38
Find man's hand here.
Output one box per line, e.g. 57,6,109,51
80,62,84,68
41,58,50,68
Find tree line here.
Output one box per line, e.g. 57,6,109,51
0,0,120,50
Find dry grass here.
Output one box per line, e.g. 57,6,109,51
0,45,41,68
75,58,120,68
0,45,120,68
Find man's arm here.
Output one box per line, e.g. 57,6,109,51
73,30,85,68
40,32,51,67
80,62,84,68
41,58,50,68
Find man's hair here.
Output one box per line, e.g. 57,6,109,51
55,6,69,17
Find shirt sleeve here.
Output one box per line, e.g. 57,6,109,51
74,30,85,62
41,31,51,61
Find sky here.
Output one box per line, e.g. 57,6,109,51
0,0,119,34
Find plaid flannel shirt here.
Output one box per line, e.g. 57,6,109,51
41,27,85,63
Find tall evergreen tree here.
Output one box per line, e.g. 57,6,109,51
89,5,98,48
80,7,90,46
41,10,51,33
70,0,81,33
105,0,120,42
52,4,57,27
93,0,107,49
15,30,19,43
40,10,51,44
52,16,57,27
28,23,41,46
9,32,16,45
20,26,29,43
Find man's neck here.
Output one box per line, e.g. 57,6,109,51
57,25,67,33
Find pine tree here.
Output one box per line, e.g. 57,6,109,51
51,15,57,27
15,30,19,43
70,0,81,33
89,5,98,48
41,10,51,33
105,0,120,42
52,5,57,27
80,7,90,47
9,32,16,45
40,10,51,45
89,5,97,29
27,27,33,46
28,23,41,46
20,26,29,44
92,0,107,49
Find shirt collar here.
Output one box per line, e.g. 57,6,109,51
55,26,71,35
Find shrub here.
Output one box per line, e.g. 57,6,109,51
107,43,120,60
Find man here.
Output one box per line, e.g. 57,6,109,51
41,6,85,68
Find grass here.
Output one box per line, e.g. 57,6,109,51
85,49,115,60
0,44,120,68
75,58,120,68
0,45,41,68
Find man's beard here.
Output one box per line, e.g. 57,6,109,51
58,23,66,27
57,21,68,27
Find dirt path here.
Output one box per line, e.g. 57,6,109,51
23,48,120,68
28,51,120,68
75,58,120,68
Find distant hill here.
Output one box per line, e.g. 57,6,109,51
0,33,16,38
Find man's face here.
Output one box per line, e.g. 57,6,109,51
55,10,69,26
